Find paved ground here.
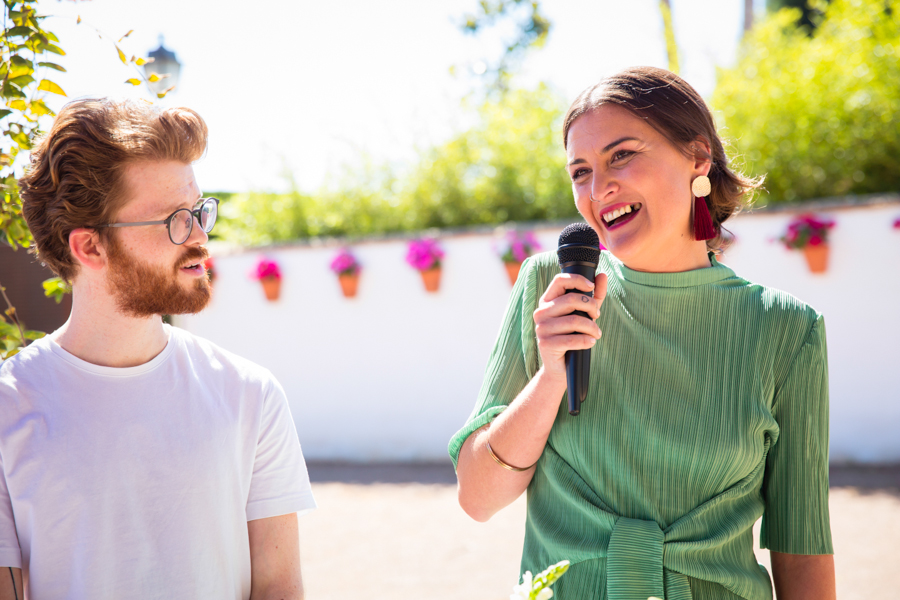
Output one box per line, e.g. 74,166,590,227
297,462,900,600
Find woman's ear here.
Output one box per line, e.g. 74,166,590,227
690,137,712,177
68,228,108,272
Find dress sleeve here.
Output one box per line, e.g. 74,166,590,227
246,376,318,521
447,255,544,469
760,315,833,554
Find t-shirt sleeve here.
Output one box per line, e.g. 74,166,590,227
447,255,544,469
0,438,22,568
246,376,317,522
760,314,833,554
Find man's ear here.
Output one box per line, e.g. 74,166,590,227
68,228,108,272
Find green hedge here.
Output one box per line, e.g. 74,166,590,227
712,0,900,203
216,85,576,246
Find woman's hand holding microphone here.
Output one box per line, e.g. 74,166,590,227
456,270,607,522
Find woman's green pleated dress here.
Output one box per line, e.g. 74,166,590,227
449,251,832,600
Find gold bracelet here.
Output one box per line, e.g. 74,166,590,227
485,437,537,472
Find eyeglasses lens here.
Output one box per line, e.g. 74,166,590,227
200,200,217,233
170,209,193,244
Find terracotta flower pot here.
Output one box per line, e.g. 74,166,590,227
260,276,281,301
338,273,359,298
419,267,441,293
803,244,829,274
504,261,522,286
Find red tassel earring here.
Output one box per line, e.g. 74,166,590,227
691,175,716,241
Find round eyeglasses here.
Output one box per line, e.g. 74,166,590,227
102,197,219,245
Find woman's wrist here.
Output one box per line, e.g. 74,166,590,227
533,364,568,397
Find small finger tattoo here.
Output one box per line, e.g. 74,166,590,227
581,295,590,303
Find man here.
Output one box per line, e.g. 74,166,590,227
0,99,316,599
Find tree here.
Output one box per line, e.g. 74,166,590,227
0,2,163,359
659,0,680,73
460,0,551,92
766,0,832,31
218,85,576,246
713,0,900,204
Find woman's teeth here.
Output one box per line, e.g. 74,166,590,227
603,203,641,223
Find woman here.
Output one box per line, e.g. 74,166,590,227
450,66,834,600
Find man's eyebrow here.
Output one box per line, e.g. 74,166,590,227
161,194,203,216
567,136,640,167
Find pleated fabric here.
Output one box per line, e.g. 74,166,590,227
448,251,833,600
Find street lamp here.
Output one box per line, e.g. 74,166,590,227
144,36,181,97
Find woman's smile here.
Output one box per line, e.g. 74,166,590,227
599,202,642,230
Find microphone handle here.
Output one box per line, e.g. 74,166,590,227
560,261,597,416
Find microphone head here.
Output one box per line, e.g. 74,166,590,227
557,223,600,265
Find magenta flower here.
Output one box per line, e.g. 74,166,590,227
893,216,900,229
406,238,444,271
330,248,361,276
251,257,282,280
497,230,542,264
778,214,835,250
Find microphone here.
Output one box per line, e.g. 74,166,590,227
557,223,601,416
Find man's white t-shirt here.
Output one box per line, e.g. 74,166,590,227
0,325,317,599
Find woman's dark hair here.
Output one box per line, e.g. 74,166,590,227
563,66,763,252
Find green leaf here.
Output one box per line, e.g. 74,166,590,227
9,131,29,150
124,78,142,86
0,110,11,120
8,75,35,87
156,85,176,99
24,330,46,340
6,26,32,38
115,45,127,64
37,79,66,96
28,100,53,117
44,43,65,56
37,61,66,72
42,277,71,303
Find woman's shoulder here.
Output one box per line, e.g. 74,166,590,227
717,270,824,359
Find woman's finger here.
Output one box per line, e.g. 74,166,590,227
535,313,602,340
535,292,602,321
540,273,595,303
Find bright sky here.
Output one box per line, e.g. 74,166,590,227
37,0,761,193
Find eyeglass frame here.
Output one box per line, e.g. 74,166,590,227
100,197,219,245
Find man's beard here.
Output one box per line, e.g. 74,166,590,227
105,235,211,318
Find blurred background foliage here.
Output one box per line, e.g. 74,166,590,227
714,0,899,203
223,0,899,244
217,84,575,245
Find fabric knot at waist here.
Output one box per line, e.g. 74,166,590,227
606,516,692,600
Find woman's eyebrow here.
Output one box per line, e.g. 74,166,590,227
567,136,640,167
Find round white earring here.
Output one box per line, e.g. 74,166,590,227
691,175,711,198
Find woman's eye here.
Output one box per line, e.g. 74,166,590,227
611,150,634,163
571,168,589,181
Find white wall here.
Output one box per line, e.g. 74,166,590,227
178,198,900,463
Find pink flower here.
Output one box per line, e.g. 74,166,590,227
330,248,361,276
251,257,281,280
497,230,542,264
893,216,900,229
406,238,445,271
778,214,835,250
